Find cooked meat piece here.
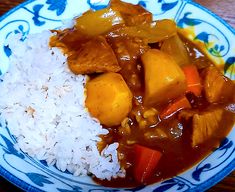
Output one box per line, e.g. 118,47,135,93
67,36,121,74
202,66,235,103
110,0,152,26
191,108,223,147
108,36,149,66
107,36,149,89
50,29,90,53
178,109,198,121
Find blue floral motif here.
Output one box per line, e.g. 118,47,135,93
178,12,201,27
72,186,83,192
22,0,66,27
144,0,179,16
153,178,190,192
88,0,179,12
26,172,53,186
191,138,234,183
195,32,209,43
208,44,225,57
3,45,11,57
88,189,120,192
56,186,83,192
87,0,178,14
0,121,88,191
218,138,233,158
32,4,46,26
1,20,30,57
153,179,178,192
0,133,24,159
57,188,81,192
39,160,49,167
4,22,30,41
87,0,109,10
195,32,226,57
46,0,67,16
178,12,230,58
138,1,147,8
0,0,235,191
192,163,211,181
57,189,75,192
13,24,28,39
224,57,235,74
124,185,146,191
88,188,122,192
161,0,178,12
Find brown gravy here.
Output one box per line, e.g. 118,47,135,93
50,16,235,188
93,36,235,187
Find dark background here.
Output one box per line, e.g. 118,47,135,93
0,0,234,191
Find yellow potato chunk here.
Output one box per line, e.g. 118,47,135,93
202,66,235,103
85,72,133,126
141,49,186,106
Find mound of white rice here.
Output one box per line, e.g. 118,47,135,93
0,31,125,180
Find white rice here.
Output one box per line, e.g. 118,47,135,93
0,30,125,180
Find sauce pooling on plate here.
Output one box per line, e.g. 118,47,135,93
50,0,235,187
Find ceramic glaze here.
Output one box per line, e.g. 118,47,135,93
0,0,234,191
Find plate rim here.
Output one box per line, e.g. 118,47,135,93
0,0,36,23
0,164,44,192
189,1,235,35
0,0,234,191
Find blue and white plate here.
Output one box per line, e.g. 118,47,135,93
0,0,234,191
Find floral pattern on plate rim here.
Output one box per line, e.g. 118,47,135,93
0,0,234,191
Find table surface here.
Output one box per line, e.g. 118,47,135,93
0,0,234,191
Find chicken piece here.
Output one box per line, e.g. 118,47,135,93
67,36,120,74
50,29,90,53
108,36,149,89
161,34,190,67
110,0,152,26
191,108,223,147
178,109,198,121
108,36,149,67
202,66,235,103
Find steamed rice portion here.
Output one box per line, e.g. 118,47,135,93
0,31,125,180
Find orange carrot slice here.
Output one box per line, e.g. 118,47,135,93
182,64,202,96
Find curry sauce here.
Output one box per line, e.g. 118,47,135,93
49,0,235,187
93,37,235,187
